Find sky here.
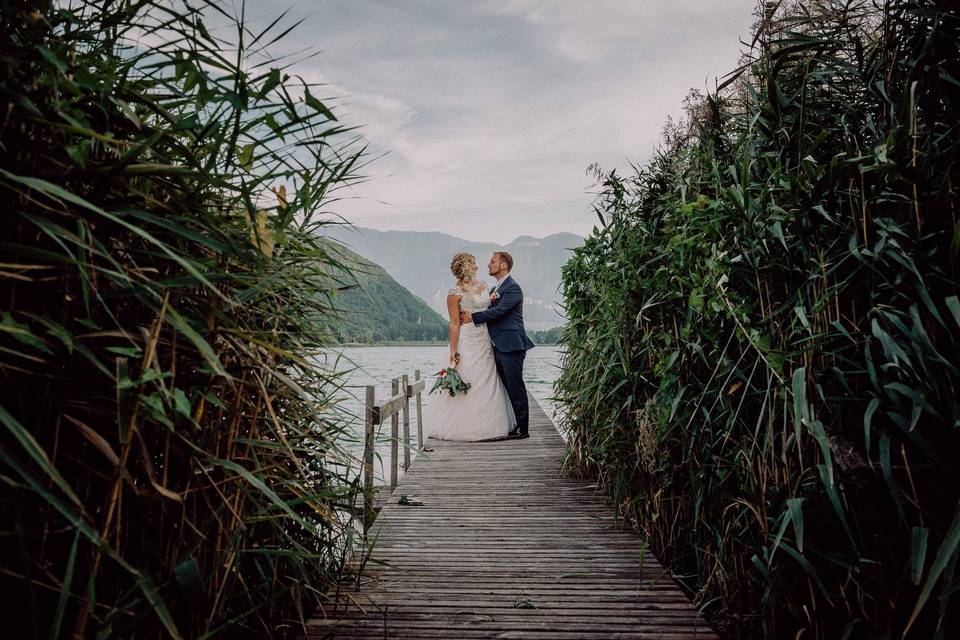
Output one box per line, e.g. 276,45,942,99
246,1,758,243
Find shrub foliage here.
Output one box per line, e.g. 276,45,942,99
558,1,959,637
1,1,364,637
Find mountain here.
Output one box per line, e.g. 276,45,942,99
322,241,448,343
323,227,584,330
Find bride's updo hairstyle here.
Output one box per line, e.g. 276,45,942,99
450,252,477,285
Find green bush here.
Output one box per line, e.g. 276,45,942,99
0,1,364,637
557,1,959,637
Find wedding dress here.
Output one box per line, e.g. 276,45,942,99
425,279,516,441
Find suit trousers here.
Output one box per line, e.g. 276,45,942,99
493,348,528,435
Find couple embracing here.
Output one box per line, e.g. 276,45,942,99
426,251,535,441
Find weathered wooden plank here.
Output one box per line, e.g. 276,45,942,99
309,394,717,639
374,390,407,425
312,619,710,631
406,376,426,397
390,378,400,489
401,374,411,471
362,386,375,532
413,369,424,448
309,631,711,640
326,600,706,612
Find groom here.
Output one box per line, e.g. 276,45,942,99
460,252,535,439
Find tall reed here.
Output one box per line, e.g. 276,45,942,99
558,1,959,637
0,1,365,637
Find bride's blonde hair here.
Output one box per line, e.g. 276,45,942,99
450,252,477,284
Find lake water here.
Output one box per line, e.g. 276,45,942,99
323,344,564,483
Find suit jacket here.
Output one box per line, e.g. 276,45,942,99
470,275,535,353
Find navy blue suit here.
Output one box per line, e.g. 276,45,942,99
470,275,535,435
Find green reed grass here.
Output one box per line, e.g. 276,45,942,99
0,1,367,637
557,1,959,637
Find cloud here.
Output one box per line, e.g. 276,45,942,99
243,0,756,242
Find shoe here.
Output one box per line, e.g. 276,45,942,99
506,430,522,440
518,432,530,439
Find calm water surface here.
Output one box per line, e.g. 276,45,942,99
323,345,564,483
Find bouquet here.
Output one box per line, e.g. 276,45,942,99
430,366,471,397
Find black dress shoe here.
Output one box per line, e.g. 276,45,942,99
518,432,530,439
506,430,522,440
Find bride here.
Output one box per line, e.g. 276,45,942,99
425,252,516,441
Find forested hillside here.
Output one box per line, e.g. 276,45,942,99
323,242,448,342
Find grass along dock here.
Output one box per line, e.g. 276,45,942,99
309,394,716,639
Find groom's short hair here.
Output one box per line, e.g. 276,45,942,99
494,251,513,271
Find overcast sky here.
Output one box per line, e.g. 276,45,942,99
247,1,757,243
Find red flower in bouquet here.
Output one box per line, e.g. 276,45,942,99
430,367,471,397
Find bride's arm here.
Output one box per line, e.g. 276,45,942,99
468,285,520,325
445,293,461,368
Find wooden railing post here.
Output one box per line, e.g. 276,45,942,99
402,373,411,471
415,369,424,448
363,385,375,533
390,377,399,491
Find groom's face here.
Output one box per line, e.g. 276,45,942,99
487,255,503,277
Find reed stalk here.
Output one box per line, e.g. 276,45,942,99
558,1,960,637
0,1,366,637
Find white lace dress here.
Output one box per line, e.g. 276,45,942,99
425,280,516,441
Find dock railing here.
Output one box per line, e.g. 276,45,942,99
362,369,426,532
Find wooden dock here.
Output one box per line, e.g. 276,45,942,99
310,394,717,639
